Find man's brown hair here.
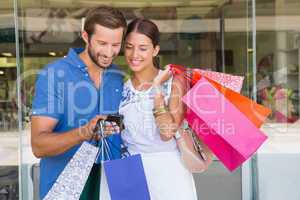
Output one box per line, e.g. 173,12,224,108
84,6,127,37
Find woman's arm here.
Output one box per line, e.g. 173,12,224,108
153,74,187,141
153,66,213,170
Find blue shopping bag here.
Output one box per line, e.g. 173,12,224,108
103,154,151,200
96,119,150,200
94,134,122,163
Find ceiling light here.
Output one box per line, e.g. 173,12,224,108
49,52,56,56
0,70,4,75
1,52,13,57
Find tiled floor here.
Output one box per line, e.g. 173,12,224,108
0,166,19,200
0,131,39,166
1,126,300,200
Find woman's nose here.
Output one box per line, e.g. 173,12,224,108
131,48,139,58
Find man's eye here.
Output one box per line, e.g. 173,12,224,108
125,45,132,49
140,48,147,51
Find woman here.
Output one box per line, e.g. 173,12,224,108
118,18,198,200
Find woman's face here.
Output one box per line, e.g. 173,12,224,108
124,32,159,72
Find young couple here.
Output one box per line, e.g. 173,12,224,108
31,6,202,200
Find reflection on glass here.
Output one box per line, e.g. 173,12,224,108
0,1,20,200
18,1,252,199
256,1,300,124
7,0,300,199
0,9,17,132
255,1,300,200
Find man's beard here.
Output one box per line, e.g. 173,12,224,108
87,46,112,69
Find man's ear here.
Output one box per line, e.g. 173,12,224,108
81,31,89,44
153,45,160,57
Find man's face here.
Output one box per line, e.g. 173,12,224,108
86,24,124,68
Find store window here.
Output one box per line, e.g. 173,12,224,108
0,2,17,132
16,1,253,199
256,1,300,124
4,0,300,200
0,1,19,199
255,1,300,200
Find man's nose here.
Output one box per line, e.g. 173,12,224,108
103,45,114,58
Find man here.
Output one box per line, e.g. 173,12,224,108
31,6,127,199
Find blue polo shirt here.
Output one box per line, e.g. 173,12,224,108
31,48,124,199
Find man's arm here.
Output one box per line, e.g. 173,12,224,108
31,115,104,158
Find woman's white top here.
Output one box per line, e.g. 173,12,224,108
119,71,177,154
100,71,198,200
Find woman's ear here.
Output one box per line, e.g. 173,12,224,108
153,45,160,57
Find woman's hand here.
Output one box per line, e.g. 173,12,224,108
153,64,172,87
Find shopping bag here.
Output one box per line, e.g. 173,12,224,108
95,119,150,200
99,166,111,200
43,142,99,200
102,154,151,200
79,133,122,200
169,64,271,127
196,69,244,93
44,117,123,200
182,77,268,171
206,77,271,127
169,64,244,92
80,163,101,200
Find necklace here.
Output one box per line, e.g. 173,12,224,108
131,70,159,91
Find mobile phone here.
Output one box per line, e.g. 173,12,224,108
94,114,124,135
105,114,124,131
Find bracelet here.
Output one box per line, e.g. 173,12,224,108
153,106,168,113
153,106,168,118
154,111,168,118
174,131,182,140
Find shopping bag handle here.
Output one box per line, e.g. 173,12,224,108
109,120,131,158
94,120,131,162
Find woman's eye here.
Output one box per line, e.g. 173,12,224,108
125,45,132,49
140,48,147,51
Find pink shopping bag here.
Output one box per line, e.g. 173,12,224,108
182,77,268,171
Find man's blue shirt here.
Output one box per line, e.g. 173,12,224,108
31,48,124,199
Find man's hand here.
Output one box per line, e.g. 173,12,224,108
78,115,106,141
31,115,120,158
78,115,121,142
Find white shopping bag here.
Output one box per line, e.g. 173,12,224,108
43,142,98,200
99,166,111,200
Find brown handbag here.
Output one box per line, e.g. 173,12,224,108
175,120,213,173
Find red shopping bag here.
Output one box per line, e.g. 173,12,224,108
182,77,268,171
